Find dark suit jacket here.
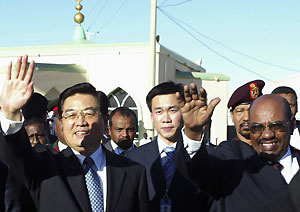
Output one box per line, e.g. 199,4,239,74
0,128,149,212
187,140,300,212
103,139,114,152
125,136,213,212
0,161,22,212
245,169,300,212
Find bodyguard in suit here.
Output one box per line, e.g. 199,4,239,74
184,84,300,212
104,107,137,155
0,55,149,212
125,81,219,212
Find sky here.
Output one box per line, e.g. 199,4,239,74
1,0,300,91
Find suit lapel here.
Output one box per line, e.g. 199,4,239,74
61,147,91,212
103,140,113,152
105,147,126,212
173,134,191,180
149,139,167,194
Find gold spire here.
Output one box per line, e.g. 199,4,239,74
74,0,84,25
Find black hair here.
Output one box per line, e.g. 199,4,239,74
146,81,184,112
58,82,98,117
108,107,138,129
96,91,110,116
24,117,48,127
271,86,297,100
22,92,48,121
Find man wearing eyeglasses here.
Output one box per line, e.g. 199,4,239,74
0,56,149,212
182,85,300,212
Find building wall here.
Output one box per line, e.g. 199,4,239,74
0,42,228,143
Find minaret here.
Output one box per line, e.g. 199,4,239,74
73,0,86,41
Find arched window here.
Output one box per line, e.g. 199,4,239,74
108,88,138,120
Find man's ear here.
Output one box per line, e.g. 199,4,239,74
108,125,112,136
230,110,234,120
290,116,296,135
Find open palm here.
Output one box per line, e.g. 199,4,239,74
1,56,34,120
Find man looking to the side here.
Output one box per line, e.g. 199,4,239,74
104,107,137,155
228,80,265,145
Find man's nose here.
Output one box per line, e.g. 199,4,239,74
242,110,250,121
162,112,171,123
261,126,275,139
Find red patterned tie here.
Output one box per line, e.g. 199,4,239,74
271,162,283,172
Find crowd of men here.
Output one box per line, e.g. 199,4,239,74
0,55,299,212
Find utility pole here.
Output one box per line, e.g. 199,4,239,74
149,0,157,89
149,0,157,139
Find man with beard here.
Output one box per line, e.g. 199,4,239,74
104,107,137,155
228,80,265,145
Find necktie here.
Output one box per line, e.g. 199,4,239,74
82,157,104,212
161,147,176,188
271,161,287,184
271,161,284,172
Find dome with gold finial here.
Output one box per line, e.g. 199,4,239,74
73,0,86,41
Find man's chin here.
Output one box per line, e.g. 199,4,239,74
259,152,278,162
240,131,250,139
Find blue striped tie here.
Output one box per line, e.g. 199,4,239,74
83,157,104,212
161,147,176,188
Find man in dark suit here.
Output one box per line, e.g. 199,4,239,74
245,170,300,212
125,81,220,212
0,160,22,212
0,55,149,212
104,107,137,155
184,83,300,212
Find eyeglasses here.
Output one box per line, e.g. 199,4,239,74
249,121,289,134
62,108,100,121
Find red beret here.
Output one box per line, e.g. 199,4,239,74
227,80,265,110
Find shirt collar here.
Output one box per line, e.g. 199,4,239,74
279,146,292,168
157,134,177,154
71,144,106,171
110,140,134,154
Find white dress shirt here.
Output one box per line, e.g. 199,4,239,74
58,140,68,151
290,127,300,150
110,140,134,155
278,146,299,184
157,127,202,159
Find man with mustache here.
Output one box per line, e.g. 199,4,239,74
105,107,137,155
182,82,300,211
228,80,265,145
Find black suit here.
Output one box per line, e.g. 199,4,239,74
187,140,300,212
125,136,213,212
245,169,300,212
0,161,22,212
103,139,114,152
0,128,149,212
